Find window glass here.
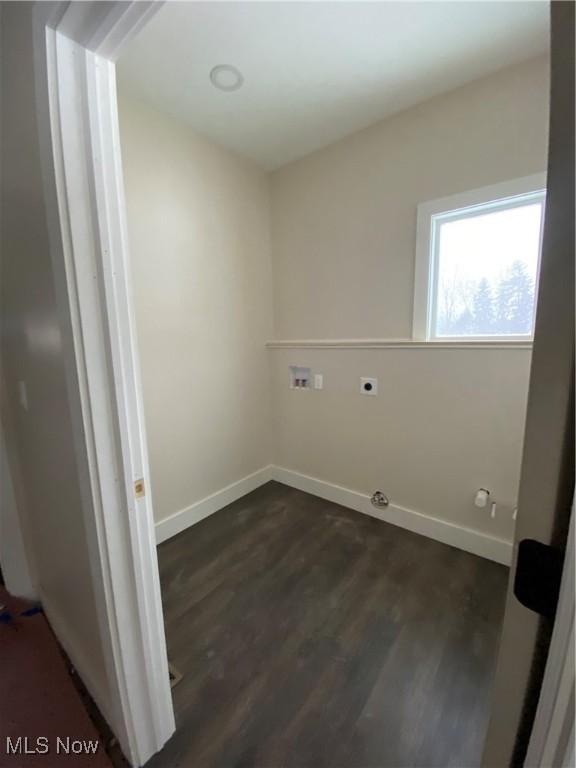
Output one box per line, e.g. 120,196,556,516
432,200,544,338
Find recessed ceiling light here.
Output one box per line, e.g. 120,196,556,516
209,65,244,92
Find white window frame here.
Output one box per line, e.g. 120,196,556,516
413,174,547,342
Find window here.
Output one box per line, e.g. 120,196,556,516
413,175,546,342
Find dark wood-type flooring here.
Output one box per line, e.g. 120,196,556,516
148,482,508,768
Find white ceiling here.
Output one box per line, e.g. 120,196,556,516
118,1,549,170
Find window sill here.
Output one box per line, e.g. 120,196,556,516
265,339,533,350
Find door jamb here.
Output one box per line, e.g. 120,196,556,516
33,3,173,765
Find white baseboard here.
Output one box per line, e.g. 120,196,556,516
271,466,512,566
153,463,512,565
39,589,114,728
155,465,274,545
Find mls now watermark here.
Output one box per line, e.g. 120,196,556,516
5,736,99,756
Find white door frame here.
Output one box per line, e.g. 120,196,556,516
31,2,573,767
33,2,173,766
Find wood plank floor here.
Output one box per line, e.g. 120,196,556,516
148,482,508,768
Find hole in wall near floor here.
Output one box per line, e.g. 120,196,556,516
169,662,183,689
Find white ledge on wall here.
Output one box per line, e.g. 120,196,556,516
265,338,533,350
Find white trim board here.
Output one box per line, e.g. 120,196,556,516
154,465,511,565
34,4,174,764
155,466,274,544
266,339,532,350
272,467,512,565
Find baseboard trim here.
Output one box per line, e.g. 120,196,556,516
271,466,512,566
39,589,114,728
153,463,512,565
155,466,274,545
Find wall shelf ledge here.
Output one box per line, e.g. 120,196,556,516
266,339,533,350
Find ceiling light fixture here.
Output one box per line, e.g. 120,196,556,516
209,65,244,92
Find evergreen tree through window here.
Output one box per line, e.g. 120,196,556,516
432,197,544,339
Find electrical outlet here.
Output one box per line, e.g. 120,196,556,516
314,374,323,390
360,377,378,396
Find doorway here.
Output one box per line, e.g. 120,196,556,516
31,2,574,766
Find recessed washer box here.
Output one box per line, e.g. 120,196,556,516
289,366,311,389
360,377,378,395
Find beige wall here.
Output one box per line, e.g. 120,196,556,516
271,56,549,340
269,57,549,542
119,94,273,523
271,348,531,541
119,56,548,546
0,0,109,706
0,427,35,598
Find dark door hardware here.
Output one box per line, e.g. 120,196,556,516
514,539,564,620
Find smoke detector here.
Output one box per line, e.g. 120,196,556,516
209,65,244,92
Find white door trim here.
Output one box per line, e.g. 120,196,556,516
33,3,173,765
